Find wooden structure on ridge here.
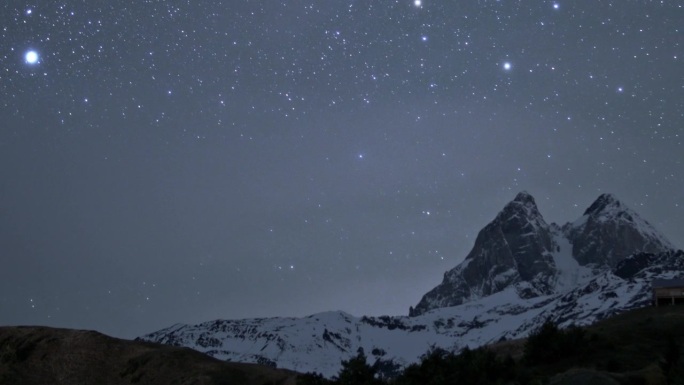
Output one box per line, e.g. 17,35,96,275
652,278,684,306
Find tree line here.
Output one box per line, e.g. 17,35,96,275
297,318,683,385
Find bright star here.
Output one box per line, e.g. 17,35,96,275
503,62,512,71
553,3,560,9
25,50,39,64
414,0,422,7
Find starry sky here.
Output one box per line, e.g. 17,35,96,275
1,1,682,338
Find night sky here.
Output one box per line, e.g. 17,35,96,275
1,1,682,338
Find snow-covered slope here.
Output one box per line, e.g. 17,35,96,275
548,232,595,292
138,251,683,377
138,193,681,378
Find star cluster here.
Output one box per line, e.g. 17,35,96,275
0,1,682,337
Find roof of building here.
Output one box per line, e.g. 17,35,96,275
653,278,684,289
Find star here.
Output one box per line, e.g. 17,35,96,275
25,50,39,65
0,0,681,343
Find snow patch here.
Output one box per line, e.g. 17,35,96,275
550,233,593,291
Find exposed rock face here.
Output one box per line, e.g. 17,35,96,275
410,192,675,316
563,193,674,267
614,250,684,280
410,192,557,316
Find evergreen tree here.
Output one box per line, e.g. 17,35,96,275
335,348,381,385
523,318,586,365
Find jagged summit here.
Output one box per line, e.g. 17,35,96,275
583,193,620,216
410,191,675,316
566,194,674,267
494,191,545,231
513,190,536,205
409,191,557,316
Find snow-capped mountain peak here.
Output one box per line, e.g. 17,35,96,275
408,192,558,316
583,193,621,216
498,190,546,229
511,190,536,207
410,192,676,316
564,193,674,267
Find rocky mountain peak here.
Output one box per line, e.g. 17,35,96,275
495,191,546,230
410,192,557,316
513,190,536,205
583,193,620,216
411,192,675,316
505,191,540,215
565,194,674,267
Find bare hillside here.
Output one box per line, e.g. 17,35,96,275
0,326,298,385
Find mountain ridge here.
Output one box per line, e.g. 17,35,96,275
411,192,675,316
139,192,681,378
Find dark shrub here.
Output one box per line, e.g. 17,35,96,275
523,318,586,365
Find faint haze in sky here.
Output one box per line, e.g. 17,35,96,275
0,1,681,337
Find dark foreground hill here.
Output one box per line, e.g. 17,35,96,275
419,304,684,385
0,326,298,385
